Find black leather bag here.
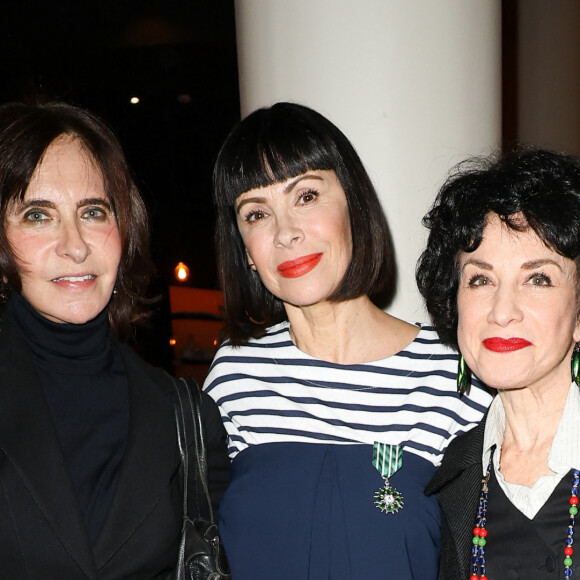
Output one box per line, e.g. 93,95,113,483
172,376,231,580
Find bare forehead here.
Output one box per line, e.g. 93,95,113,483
482,213,543,246
460,215,573,272
38,135,98,170
26,136,105,196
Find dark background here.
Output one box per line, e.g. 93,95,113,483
0,1,240,367
0,1,521,369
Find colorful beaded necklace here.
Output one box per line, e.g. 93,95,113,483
470,447,580,580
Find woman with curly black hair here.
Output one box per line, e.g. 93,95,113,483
418,148,580,580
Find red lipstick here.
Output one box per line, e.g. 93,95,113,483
277,253,322,278
482,337,532,353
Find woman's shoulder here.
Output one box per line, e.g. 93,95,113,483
115,341,175,395
404,323,449,349
396,323,493,410
426,418,486,494
116,342,226,431
211,321,293,359
203,321,295,388
392,322,460,363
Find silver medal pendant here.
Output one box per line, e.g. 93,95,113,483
372,443,404,514
374,479,404,514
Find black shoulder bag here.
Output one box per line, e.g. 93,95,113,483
171,376,231,580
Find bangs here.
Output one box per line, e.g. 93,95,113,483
213,103,343,207
213,101,395,342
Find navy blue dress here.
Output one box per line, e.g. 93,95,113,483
219,443,440,579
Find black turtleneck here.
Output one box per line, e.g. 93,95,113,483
4,293,129,544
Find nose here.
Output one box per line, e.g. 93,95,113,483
56,220,90,263
273,214,303,248
487,283,523,327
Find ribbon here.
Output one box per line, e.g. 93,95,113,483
372,442,403,478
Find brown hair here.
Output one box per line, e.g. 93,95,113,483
0,101,155,339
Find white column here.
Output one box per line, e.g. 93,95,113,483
235,0,501,322
518,0,580,155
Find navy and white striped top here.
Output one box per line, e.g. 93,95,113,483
203,321,492,466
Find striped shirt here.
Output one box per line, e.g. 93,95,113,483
204,321,492,466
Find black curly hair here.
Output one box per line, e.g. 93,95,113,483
416,147,580,349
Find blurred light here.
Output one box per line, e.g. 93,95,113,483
130,96,140,104
174,261,190,282
213,339,218,346
169,338,177,346
177,93,191,104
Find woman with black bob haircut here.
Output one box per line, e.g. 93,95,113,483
0,100,229,579
205,102,491,579
213,100,391,343
418,148,580,579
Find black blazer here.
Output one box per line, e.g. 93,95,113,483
0,321,230,579
424,418,487,580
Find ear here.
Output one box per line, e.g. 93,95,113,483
573,307,580,344
245,248,257,271
574,325,580,345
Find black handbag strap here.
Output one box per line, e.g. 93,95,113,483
172,375,214,523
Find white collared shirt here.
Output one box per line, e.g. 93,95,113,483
482,382,580,519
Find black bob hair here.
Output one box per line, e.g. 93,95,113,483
416,147,580,350
213,102,394,344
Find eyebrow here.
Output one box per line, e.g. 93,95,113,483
521,258,563,271
283,173,323,193
461,257,563,272
235,173,324,214
14,197,112,212
461,259,492,271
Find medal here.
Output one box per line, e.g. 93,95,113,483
372,442,404,514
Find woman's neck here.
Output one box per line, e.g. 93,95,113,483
501,379,570,448
284,295,418,364
498,379,570,485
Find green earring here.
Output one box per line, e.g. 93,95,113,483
457,353,471,396
571,343,580,386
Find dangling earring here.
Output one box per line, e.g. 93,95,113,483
457,353,471,396
571,343,580,386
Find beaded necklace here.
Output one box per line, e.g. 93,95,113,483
470,447,580,580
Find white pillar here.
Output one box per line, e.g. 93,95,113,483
235,0,501,322
518,0,580,155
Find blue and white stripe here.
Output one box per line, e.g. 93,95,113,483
203,321,492,465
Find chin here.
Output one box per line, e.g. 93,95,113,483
491,383,528,393
68,308,105,325
44,304,107,325
479,371,530,392
281,290,335,308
